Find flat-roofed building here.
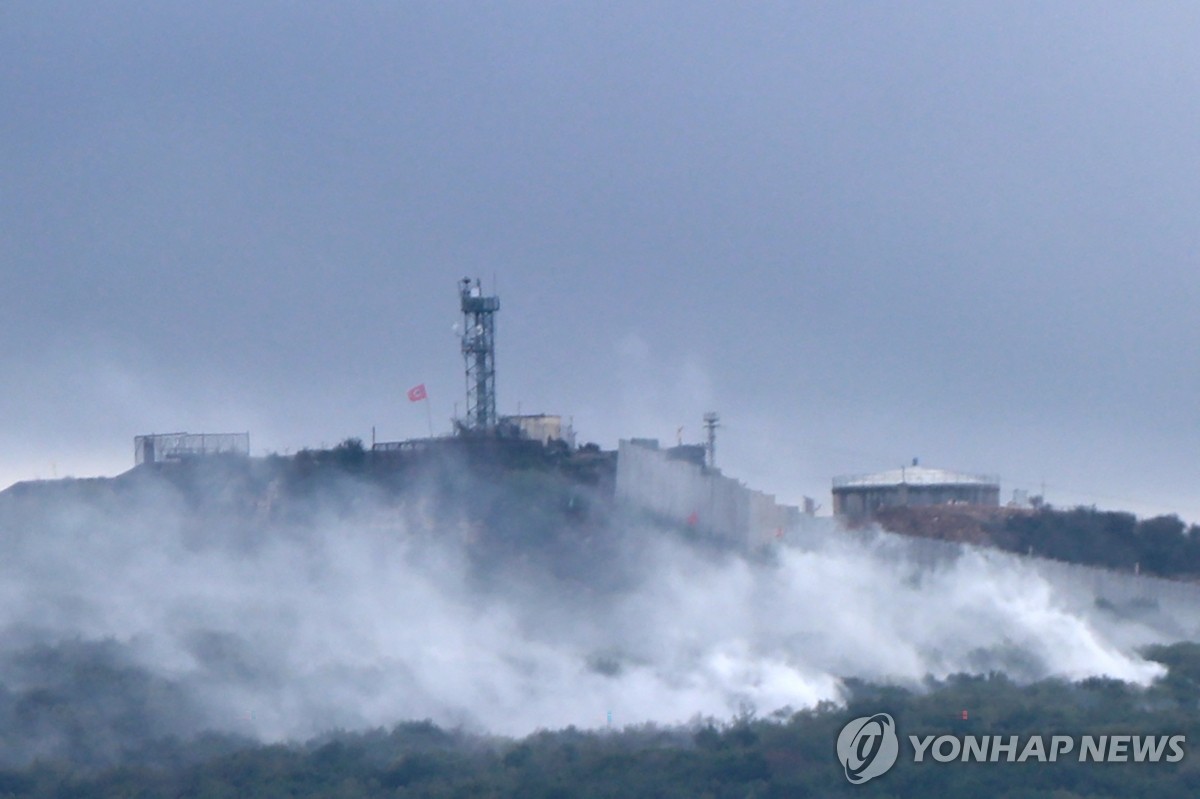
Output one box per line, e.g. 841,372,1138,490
832,463,999,520
500,414,576,447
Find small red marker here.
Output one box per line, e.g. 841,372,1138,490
962,710,969,720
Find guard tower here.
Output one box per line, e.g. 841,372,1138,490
459,277,500,432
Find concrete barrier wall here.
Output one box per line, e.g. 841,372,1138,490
615,439,800,548
617,439,1200,636
848,526,1200,639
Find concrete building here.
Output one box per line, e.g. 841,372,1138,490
832,463,1000,520
500,414,576,447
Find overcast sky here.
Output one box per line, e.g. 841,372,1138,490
3,2,1199,519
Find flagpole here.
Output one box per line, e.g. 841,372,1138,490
424,396,434,438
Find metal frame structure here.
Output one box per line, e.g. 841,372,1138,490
134,432,250,465
459,277,500,432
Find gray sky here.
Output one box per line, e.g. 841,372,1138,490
3,2,1199,519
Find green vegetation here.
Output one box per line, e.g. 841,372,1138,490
994,508,1200,579
0,644,1197,796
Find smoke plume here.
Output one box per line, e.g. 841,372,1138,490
0,462,1184,766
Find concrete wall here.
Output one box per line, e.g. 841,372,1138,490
615,439,800,547
842,526,1200,639
617,439,1200,635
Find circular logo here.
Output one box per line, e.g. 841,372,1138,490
837,713,899,784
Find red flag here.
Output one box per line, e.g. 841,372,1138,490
407,384,427,402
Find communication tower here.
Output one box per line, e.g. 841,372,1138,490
459,277,500,432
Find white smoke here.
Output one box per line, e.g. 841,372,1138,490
0,472,1181,752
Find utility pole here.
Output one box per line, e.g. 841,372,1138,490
703,412,719,468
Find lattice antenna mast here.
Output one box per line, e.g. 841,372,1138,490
459,277,500,432
703,411,720,468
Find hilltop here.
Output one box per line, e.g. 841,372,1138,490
871,503,1200,581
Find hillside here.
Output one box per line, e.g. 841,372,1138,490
0,643,1197,797
0,443,1197,794
872,504,1200,580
